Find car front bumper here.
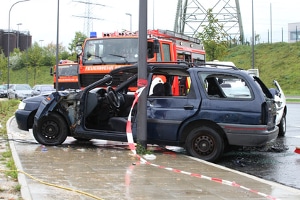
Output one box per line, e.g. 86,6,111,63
15,109,34,131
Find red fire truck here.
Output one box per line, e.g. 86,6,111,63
148,29,205,63
51,60,80,90
76,29,205,88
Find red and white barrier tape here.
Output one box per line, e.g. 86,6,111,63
125,87,279,200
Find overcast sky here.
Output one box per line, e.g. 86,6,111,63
0,0,299,48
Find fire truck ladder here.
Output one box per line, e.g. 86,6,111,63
174,0,244,44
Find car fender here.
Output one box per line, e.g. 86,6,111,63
177,114,224,144
34,92,64,122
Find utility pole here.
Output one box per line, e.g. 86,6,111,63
55,0,60,91
270,3,272,44
251,0,255,69
137,0,148,148
174,0,244,44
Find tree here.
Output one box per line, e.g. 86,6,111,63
68,32,87,53
197,8,228,61
0,51,7,84
42,42,69,66
10,48,23,70
27,42,43,85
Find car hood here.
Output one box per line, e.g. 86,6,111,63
23,94,49,103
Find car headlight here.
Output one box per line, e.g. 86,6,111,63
18,102,26,110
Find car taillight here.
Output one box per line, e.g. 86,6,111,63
261,102,268,125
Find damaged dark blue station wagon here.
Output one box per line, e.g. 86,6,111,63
33,63,278,162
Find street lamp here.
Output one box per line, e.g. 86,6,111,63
7,0,30,90
55,0,60,92
125,13,132,32
17,22,22,48
39,39,44,47
251,0,254,69
25,30,30,83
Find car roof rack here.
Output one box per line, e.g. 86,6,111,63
198,62,239,70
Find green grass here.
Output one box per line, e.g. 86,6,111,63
286,99,300,103
0,100,20,180
1,42,300,96
224,42,300,95
1,66,53,88
0,100,20,137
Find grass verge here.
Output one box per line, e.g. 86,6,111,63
0,99,21,180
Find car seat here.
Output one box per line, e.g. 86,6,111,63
151,83,165,96
207,77,224,97
164,82,172,96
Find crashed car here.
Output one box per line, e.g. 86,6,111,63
15,93,53,131
33,63,278,162
269,80,287,136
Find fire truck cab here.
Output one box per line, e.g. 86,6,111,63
76,30,205,88
51,60,80,90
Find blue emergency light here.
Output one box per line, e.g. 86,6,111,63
90,32,97,38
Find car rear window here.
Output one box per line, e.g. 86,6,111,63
16,85,31,90
41,86,54,91
199,73,252,99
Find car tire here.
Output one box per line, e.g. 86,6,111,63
33,112,68,146
185,126,224,162
278,113,286,137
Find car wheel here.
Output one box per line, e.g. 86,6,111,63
278,113,286,137
185,126,224,162
33,112,68,146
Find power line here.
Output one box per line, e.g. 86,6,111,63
72,0,106,35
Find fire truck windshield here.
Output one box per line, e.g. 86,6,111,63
83,38,138,64
58,65,78,76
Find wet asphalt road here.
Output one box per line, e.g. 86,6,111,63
8,98,300,194
8,117,300,200
217,103,300,190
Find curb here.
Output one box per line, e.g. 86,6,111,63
7,116,32,200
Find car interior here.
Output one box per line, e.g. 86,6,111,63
83,69,190,132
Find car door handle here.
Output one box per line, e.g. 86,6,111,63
184,105,194,110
